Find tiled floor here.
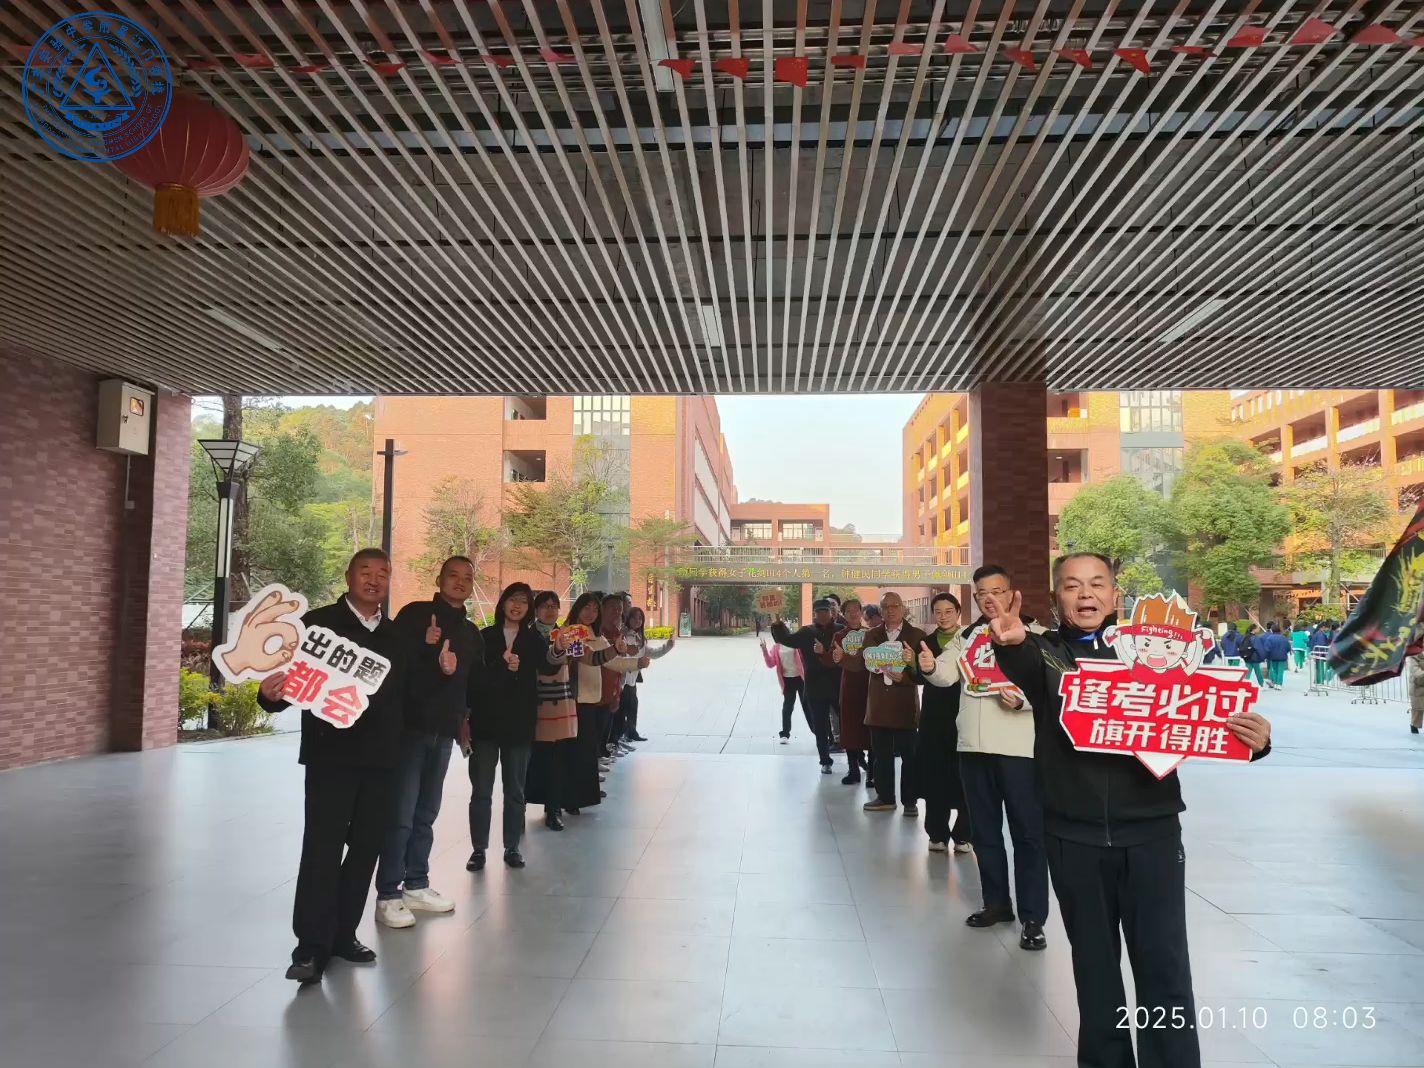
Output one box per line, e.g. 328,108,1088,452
3,635,1423,1067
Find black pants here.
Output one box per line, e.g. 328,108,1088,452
804,689,833,766
780,676,806,736
596,703,613,755
869,726,915,805
293,764,393,963
1046,831,1198,1068
622,683,641,736
917,715,971,845
960,752,1048,923
468,740,532,851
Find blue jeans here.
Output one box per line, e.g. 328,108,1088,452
376,730,454,900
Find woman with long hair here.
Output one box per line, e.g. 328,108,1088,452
524,591,596,829
567,592,638,811
613,605,675,748
466,582,562,871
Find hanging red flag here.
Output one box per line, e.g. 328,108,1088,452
1351,24,1402,46
1004,47,1036,70
368,61,406,77
1056,48,1093,69
1171,45,1213,56
420,50,461,66
233,52,274,69
831,54,867,68
888,42,922,56
1224,26,1268,47
1408,37,1424,47
482,54,514,69
943,35,978,54
540,47,576,64
714,57,751,79
774,56,810,87
1289,18,1338,45
1114,47,1151,73
188,58,223,70
658,57,696,80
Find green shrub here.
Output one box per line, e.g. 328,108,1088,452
210,681,274,736
645,626,674,640
179,668,212,727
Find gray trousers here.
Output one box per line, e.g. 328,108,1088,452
468,739,531,851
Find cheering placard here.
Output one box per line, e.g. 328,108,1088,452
554,623,593,657
756,588,786,613
958,626,1016,694
863,641,912,674
1057,593,1259,778
841,629,866,655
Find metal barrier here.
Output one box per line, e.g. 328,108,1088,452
1305,649,1409,704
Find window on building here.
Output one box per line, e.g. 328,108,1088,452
779,521,820,541
1120,390,1183,433
735,521,773,542
574,396,631,589
1121,446,1184,495
503,450,546,483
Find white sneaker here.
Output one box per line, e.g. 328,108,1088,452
402,886,455,913
928,840,948,853
376,898,416,928
954,842,975,855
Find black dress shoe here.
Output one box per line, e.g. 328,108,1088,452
332,939,377,964
566,807,580,816
1020,920,1047,951
504,849,526,868
285,956,324,983
466,849,486,871
545,811,565,831
966,906,1016,928
626,731,648,742
841,772,862,785
1413,726,1420,734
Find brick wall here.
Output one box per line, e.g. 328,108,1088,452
0,346,188,769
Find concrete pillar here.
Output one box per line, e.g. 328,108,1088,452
110,391,191,752
800,582,814,622
969,381,1051,621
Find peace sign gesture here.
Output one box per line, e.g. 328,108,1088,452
989,591,1027,646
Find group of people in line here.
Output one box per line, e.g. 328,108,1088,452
255,549,673,984
766,557,1275,1068
1210,616,1339,689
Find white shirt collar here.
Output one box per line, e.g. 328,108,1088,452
345,596,382,632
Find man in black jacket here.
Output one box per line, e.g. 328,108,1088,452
257,548,408,983
771,599,842,774
373,556,482,929
991,552,1272,1068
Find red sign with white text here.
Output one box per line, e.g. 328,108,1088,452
959,626,1015,693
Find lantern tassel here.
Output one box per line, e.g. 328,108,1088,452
153,183,200,237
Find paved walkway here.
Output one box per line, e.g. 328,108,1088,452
2,635,1423,1068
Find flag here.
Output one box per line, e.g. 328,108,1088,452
1329,498,1424,684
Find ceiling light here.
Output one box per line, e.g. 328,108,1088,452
698,304,725,349
639,0,675,93
1157,298,1228,345
204,307,287,352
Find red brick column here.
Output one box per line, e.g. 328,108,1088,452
110,391,191,752
969,382,1051,621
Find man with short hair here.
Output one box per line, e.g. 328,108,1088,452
771,599,842,774
258,548,408,983
861,591,927,814
992,551,1273,1068
925,564,1050,951
374,556,482,929
824,593,846,749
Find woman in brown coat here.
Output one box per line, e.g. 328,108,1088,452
831,598,873,788
525,591,585,830
861,592,927,815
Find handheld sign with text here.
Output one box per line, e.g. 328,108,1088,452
212,583,393,730
863,641,912,674
1057,593,1258,779
554,623,593,657
841,629,867,656
959,625,1015,694
755,588,785,613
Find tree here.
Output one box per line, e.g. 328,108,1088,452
1280,462,1396,605
1057,474,1171,595
1117,559,1166,598
699,584,754,628
830,523,862,543
1168,440,1291,612
625,514,697,585
407,476,504,614
506,436,625,595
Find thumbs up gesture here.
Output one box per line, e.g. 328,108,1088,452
917,640,937,674
425,614,442,645
831,644,844,664
813,640,826,655
438,639,457,676
503,648,520,673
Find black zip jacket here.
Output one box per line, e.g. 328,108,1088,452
391,596,483,739
771,620,842,700
994,616,1271,847
258,599,407,769
471,623,563,747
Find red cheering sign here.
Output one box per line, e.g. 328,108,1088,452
1057,593,1259,778
958,626,1016,693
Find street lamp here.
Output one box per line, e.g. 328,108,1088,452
200,439,261,709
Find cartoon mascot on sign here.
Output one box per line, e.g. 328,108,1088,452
1103,593,1215,677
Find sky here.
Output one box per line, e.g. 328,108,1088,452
207,392,925,542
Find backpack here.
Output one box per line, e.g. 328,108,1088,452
1240,635,1256,661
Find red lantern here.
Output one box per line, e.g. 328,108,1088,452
110,91,249,238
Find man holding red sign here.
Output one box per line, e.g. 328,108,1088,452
992,552,1271,1068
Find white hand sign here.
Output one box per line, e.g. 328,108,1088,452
214,586,305,681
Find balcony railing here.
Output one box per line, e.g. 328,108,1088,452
678,544,969,566
1392,401,1424,426
1397,455,1424,478
1337,417,1380,443
1267,450,1283,464
1291,435,1328,457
